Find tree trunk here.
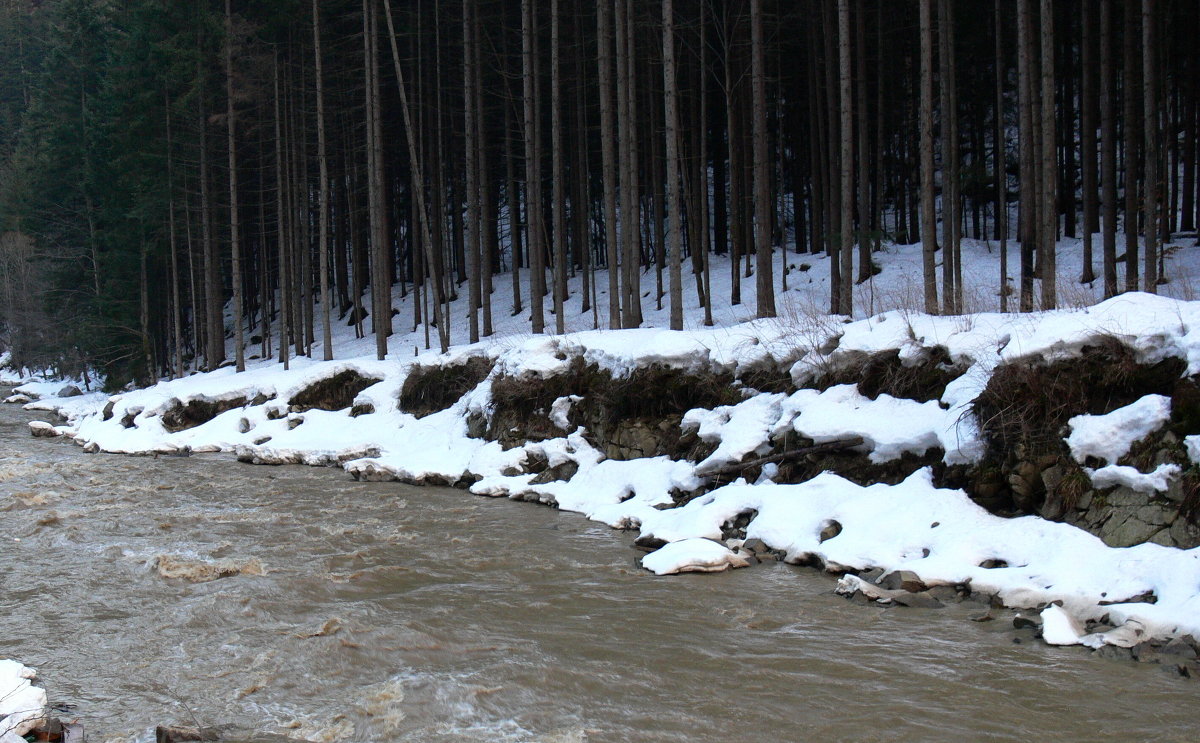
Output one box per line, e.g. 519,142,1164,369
1039,0,1057,309
597,0,621,328
664,0,683,329
837,0,853,315
225,0,245,372
995,0,1009,311
1099,0,1118,297
918,0,938,314
1142,0,1159,292
752,0,776,318
1080,0,1097,284
308,0,332,360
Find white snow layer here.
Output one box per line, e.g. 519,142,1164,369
0,660,46,743
13,292,1200,646
1066,394,1173,464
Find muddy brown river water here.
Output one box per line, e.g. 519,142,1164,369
1,396,1197,742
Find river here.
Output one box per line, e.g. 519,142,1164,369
1,396,1196,742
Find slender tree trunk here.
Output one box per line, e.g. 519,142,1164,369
464,0,480,343
523,0,546,333
550,0,566,333
996,0,1009,311
837,0,853,315
938,0,960,314
752,0,776,317
1017,0,1037,310
664,0,683,329
1039,0,1057,309
1080,0,1097,284
597,0,621,328
1123,0,1141,292
1142,0,1159,292
166,93,183,378
1099,0,1118,297
918,0,938,314
225,0,245,372
312,0,333,360
383,0,448,351
274,52,290,370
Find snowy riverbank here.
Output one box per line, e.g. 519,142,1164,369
11,290,1200,655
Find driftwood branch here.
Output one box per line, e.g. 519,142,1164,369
695,436,865,478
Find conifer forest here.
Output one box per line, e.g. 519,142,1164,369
0,0,1197,387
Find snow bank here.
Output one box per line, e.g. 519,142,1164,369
1066,395,1173,464
0,660,46,743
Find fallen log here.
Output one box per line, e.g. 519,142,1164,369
694,436,865,478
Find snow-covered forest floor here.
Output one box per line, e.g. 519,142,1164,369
8,234,1200,656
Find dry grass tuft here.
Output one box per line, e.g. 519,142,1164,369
398,356,494,418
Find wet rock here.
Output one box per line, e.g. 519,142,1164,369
1094,644,1134,661
29,421,60,437
57,385,82,398
6,393,33,404
891,591,944,609
1160,638,1199,661
1012,615,1041,631
927,584,968,602
858,567,885,583
969,610,993,622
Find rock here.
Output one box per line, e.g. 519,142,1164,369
891,591,944,609
859,567,885,583
742,538,769,554
350,402,375,417
969,610,993,622
1012,615,1041,631
287,415,304,430
818,519,842,542
102,400,115,419
1094,644,1134,661
878,570,926,592
1099,504,1170,547
1074,489,1094,510
1168,518,1200,549
238,417,252,434
927,584,967,602
29,421,60,437
57,384,82,398
5,393,32,404
1160,638,1199,661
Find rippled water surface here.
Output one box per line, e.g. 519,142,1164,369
1,396,1197,742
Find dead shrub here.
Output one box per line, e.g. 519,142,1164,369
737,354,799,393
399,356,494,418
808,346,965,402
971,336,1186,459
487,357,742,451
289,370,381,412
